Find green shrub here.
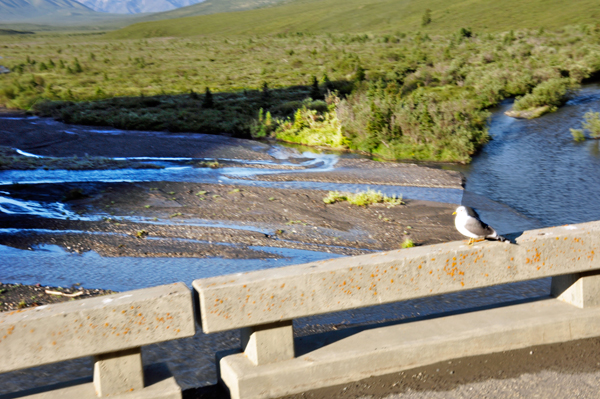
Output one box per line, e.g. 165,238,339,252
0,86,16,100
275,106,348,147
421,9,432,27
582,111,600,138
401,238,415,248
250,108,274,138
513,78,574,111
571,111,600,140
323,189,403,207
570,128,585,142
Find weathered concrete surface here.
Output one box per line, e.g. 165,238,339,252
5,363,180,399
551,271,600,308
93,347,144,396
0,283,195,373
220,298,600,399
241,321,294,366
194,221,600,333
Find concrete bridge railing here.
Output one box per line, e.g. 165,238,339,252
0,283,195,399
193,220,600,399
2,222,600,399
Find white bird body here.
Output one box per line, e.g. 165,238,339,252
453,206,506,244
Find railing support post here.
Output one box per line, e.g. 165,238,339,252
241,321,294,365
551,271,600,308
93,347,144,397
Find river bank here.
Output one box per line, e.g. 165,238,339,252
0,109,465,293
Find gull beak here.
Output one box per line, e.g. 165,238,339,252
452,211,456,215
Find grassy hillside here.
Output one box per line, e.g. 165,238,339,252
131,0,290,23
0,28,34,34
0,0,288,32
108,0,600,39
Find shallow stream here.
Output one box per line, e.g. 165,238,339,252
1,84,599,393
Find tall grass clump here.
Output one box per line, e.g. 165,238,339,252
323,190,403,207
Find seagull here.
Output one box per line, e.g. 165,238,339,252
453,206,507,245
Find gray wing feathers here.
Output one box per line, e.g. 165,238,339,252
464,217,495,237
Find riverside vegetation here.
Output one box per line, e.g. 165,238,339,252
570,111,600,141
1,24,600,162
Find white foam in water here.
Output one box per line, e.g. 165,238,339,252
223,152,338,178
15,149,45,158
115,156,193,161
268,145,302,159
0,196,96,221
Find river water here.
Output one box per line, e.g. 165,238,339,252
450,83,600,232
1,84,599,393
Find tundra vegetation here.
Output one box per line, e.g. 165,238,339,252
1,24,600,162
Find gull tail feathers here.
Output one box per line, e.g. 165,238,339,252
487,229,507,242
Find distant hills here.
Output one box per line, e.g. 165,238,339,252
108,0,600,39
77,0,203,14
0,0,94,21
0,0,288,27
131,0,289,23
2,0,598,34
0,0,137,24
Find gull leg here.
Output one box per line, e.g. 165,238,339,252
468,238,475,246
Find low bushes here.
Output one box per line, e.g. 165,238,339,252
513,78,576,113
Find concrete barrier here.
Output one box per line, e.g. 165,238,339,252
0,283,195,399
193,221,600,399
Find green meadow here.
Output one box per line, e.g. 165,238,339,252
1,0,600,162
108,0,600,39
